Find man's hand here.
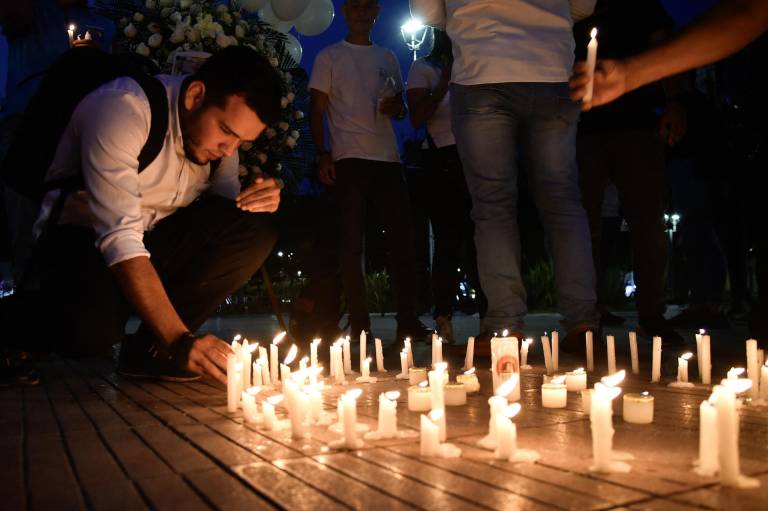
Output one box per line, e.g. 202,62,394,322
236,176,281,213
378,95,404,117
659,101,687,146
181,334,232,384
316,153,336,185
570,59,629,111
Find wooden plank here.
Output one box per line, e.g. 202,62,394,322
135,474,212,511
184,468,278,510
100,427,174,480
175,423,265,467
133,425,218,474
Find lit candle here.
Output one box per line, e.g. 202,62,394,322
258,347,270,387
226,355,242,413
310,338,321,368
271,332,285,386
552,331,559,372
289,388,307,439
746,339,759,400
445,383,467,406
299,356,308,374
651,336,662,383
463,336,475,370
67,23,75,46
252,361,262,387
590,371,630,473
432,334,443,367
622,392,654,424
477,376,517,450
629,331,639,375
457,367,480,393
520,338,533,368
342,337,354,374
583,28,598,103
541,375,567,408
240,338,255,392
359,330,367,374
758,349,765,372
280,344,298,387
420,410,441,457
405,337,414,368
241,387,261,424
396,349,409,379
701,334,711,384
761,362,768,401
494,403,520,460
330,340,346,385
408,381,432,412
365,391,404,439
669,352,694,388
606,335,616,375
374,338,386,372
586,330,594,372
333,388,364,449
727,367,744,380
356,357,377,383
693,396,718,476
581,389,593,415
428,362,447,441
84,30,91,41
409,367,427,385
262,395,285,431
695,329,704,376
541,333,553,374
565,368,587,392
716,379,759,488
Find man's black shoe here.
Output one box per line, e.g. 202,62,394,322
396,320,432,343
600,310,626,326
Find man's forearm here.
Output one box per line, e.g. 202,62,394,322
624,0,768,95
110,256,188,347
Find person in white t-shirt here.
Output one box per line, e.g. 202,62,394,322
411,0,600,356
406,29,484,344
309,0,431,342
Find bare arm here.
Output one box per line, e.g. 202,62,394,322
407,63,451,128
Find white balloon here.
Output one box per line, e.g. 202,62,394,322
239,0,268,13
283,33,302,64
271,0,310,22
294,0,334,36
259,3,294,33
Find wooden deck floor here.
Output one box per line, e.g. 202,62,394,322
2,341,767,511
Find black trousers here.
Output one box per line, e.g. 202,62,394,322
333,158,418,334
38,195,276,356
578,128,668,321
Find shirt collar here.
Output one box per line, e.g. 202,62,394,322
157,74,188,159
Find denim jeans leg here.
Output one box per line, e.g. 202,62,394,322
520,83,598,330
451,83,527,333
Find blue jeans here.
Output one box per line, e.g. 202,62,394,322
450,82,598,333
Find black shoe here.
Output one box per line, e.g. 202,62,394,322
638,318,686,348
396,319,432,343
118,335,200,382
600,310,626,326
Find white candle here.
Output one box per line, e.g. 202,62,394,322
359,330,367,373
457,368,480,393
374,338,386,372
701,334,711,384
746,339,759,400
583,28,598,103
330,341,345,385
356,357,377,383
310,338,321,368
541,375,567,408
408,382,432,412
405,338,414,368
370,391,399,438
695,329,704,376
761,362,768,401
463,336,475,370
240,338,254,391
694,398,718,476
606,335,616,375
262,395,283,431
258,347,270,387
227,355,242,413
84,30,91,41
541,334,553,375
727,367,744,380
432,335,443,367
566,368,587,392
270,332,285,386
343,337,353,374
629,331,639,375
586,330,594,372
67,23,75,45
758,349,765,372
289,390,307,439
679,352,692,382
520,338,532,368
409,367,428,385
716,379,758,487
252,361,262,387
552,331,559,372
241,387,260,424
428,363,447,441
651,336,662,383
478,376,517,450
581,389,593,415
590,382,623,473
494,403,521,460
396,350,409,379
445,383,467,406
420,411,441,457
622,392,654,424
340,389,364,449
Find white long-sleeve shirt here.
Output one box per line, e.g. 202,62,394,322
39,74,240,267
410,0,597,85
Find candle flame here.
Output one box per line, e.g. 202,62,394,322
464,367,476,376
435,362,448,373
248,341,258,353
681,352,693,361
272,331,286,345
312,338,322,346
267,394,284,405
404,337,411,343
284,345,298,365
594,382,621,400
573,367,585,374
699,329,706,335
496,374,519,397
346,388,363,400
246,386,261,396
729,367,745,377
299,356,309,365
419,380,429,388
233,334,242,343
504,403,521,419
69,23,76,31
365,357,372,364
642,391,649,396
764,361,768,367
551,375,566,385
523,338,533,347
590,27,597,38
385,391,400,400
502,329,509,337
722,378,752,394
429,408,444,421
602,370,626,387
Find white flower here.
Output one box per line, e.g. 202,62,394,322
278,121,289,131
145,0,156,9
135,42,151,57
123,23,137,38
290,130,300,140
265,128,276,139
170,28,185,44
286,92,295,102
179,0,192,9
276,163,282,171
133,12,145,22
170,11,182,24
241,141,253,151
238,165,248,177
256,152,268,164
280,97,289,108
269,57,279,68
195,14,223,39
294,110,304,120
148,33,163,48
285,136,297,149
186,28,200,42
235,24,245,39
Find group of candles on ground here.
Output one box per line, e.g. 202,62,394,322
225,328,768,489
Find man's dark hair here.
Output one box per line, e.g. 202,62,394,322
193,46,284,125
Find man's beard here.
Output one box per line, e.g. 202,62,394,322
179,102,209,165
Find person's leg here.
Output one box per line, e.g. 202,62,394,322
333,159,374,336
521,82,598,332
451,83,525,335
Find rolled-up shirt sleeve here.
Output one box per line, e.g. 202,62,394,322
410,0,446,29
76,87,152,267
571,0,597,22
